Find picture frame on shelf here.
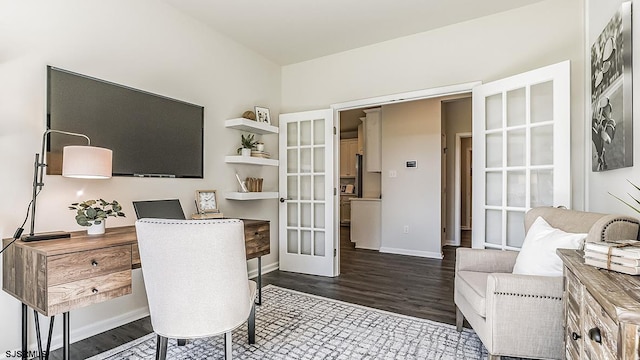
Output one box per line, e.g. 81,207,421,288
255,106,271,124
195,190,219,214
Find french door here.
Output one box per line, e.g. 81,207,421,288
278,109,336,276
472,61,571,250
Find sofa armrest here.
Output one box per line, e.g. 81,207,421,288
485,273,565,358
455,248,518,273
487,273,564,299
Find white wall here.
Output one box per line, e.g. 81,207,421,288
0,0,280,355
380,99,443,258
586,0,640,219
282,0,586,210
442,98,472,244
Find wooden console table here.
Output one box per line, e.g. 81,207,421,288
558,249,640,359
2,219,269,360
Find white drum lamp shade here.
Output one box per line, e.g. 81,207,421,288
62,146,112,179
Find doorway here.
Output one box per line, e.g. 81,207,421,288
455,133,472,247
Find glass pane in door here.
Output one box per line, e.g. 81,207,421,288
507,88,526,127
507,129,526,167
531,81,554,123
485,94,503,130
506,171,526,208
486,133,503,168
531,169,554,207
485,210,502,245
531,125,553,166
506,211,526,247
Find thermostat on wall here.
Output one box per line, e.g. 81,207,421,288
406,160,417,168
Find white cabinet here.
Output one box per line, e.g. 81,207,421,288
362,108,381,172
339,138,358,177
350,199,381,250
340,194,355,225
224,118,279,200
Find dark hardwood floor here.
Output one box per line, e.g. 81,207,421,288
47,226,468,359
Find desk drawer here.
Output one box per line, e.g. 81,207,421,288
244,222,270,259
48,270,132,315
48,245,132,286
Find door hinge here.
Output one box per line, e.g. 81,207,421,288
333,126,337,135
334,188,337,196
334,249,337,257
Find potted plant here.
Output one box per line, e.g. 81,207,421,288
237,134,257,156
69,199,125,235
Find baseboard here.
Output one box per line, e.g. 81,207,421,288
354,245,380,251
248,261,279,279
443,239,459,246
379,247,443,259
0,307,150,360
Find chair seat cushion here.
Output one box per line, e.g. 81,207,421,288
456,270,489,317
513,216,586,277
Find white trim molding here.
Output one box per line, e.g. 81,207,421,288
379,247,444,259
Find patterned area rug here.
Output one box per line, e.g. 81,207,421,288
88,285,488,359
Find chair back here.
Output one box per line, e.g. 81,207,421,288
135,218,252,339
524,207,639,243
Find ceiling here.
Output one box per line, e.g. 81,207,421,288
162,0,545,65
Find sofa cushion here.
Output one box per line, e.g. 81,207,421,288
513,216,586,277
456,270,489,317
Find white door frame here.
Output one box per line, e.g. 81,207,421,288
330,81,480,275
454,132,472,246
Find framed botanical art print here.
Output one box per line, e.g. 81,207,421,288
195,190,219,213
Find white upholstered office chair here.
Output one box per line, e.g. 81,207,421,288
135,218,257,360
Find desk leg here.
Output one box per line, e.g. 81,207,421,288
62,312,70,360
22,303,27,360
257,257,262,305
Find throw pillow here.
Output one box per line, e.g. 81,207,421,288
512,216,587,276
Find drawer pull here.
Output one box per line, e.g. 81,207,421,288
91,260,98,267
92,288,99,294
589,327,602,344
571,332,581,341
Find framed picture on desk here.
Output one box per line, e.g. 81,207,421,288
195,190,219,214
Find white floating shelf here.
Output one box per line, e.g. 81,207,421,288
225,118,279,135
225,155,278,166
225,192,279,200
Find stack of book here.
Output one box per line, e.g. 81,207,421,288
251,150,271,159
583,240,640,275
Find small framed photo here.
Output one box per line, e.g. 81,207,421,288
255,106,271,124
195,190,219,214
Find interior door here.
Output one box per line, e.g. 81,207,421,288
279,109,336,276
472,60,571,250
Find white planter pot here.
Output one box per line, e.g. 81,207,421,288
87,220,106,235
241,148,252,157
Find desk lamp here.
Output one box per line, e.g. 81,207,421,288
24,129,112,241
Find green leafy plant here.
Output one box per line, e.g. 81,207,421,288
69,199,125,226
236,133,257,154
610,180,640,214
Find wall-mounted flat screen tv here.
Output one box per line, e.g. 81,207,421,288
47,66,204,178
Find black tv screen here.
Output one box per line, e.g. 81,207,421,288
47,66,204,178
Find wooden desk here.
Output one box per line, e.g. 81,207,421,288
2,219,269,359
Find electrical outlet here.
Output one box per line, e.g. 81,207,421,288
389,170,397,178
403,225,409,234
